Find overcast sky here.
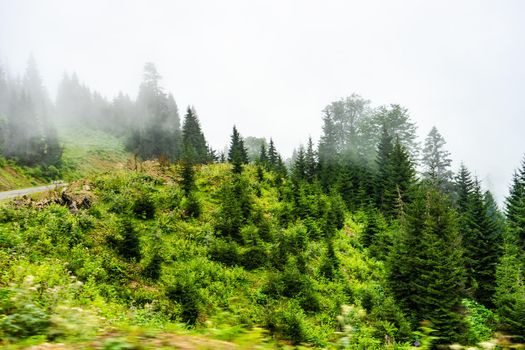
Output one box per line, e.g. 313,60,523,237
1,0,524,203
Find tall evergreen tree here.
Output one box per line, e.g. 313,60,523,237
375,124,394,210
463,181,504,305
454,164,475,213
258,143,268,166
377,136,415,217
388,186,466,344
181,106,210,164
267,138,278,170
127,63,181,161
228,126,248,174
505,157,525,251
292,146,306,181
304,137,317,183
421,126,453,192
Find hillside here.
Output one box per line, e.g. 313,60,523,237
0,159,45,191
58,126,130,180
0,127,129,193
0,162,409,349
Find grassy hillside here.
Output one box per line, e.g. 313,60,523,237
0,127,129,192
0,158,46,191
58,127,130,180
0,162,412,349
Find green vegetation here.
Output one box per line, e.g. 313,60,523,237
1,57,524,348
0,163,410,348
58,126,129,180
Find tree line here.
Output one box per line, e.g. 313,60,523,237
2,58,524,345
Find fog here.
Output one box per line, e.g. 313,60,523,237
1,0,524,202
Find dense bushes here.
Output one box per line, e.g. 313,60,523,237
0,164,494,348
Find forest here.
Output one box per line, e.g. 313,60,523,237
0,58,524,349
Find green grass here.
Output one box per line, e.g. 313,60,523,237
58,126,130,180
0,157,45,191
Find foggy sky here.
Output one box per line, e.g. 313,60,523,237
1,0,524,203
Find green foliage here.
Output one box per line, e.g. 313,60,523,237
228,126,249,174
462,299,497,345
266,300,313,345
2,161,511,348
388,185,467,345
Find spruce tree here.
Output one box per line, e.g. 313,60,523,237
382,138,415,217
318,109,339,190
304,136,317,183
228,126,249,174
505,157,525,251
464,181,504,305
375,124,394,211
454,164,474,213
181,106,210,164
292,146,306,181
388,186,466,344
267,138,278,170
259,143,268,166
421,126,453,192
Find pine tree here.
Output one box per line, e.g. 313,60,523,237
382,138,415,217
304,137,317,183
454,164,475,213
258,142,268,166
292,146,306,181
388,186,466,344
128,63,181,161
375,124,394,210
464,181,504,305
228,126,249,174
181,106,210,164
318,109,339,190
505,157,525,251
267,138,278,170
494,246,525,334
421,126,453,192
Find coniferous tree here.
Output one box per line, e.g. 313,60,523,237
388,186,466,344
463,180,504,305
127,63,182,161
381,138,415,217
318,109,339,190
304,137,317,183
181,106,210,164
494,245,525,334
228,126,249,174
505,157,525,251
258,143,268,166
292,146,306,181
267,138,278,170
494,156,525,333
421,126,453,192
455,164,475,213
375,124,394,211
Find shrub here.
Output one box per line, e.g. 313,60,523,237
266,301,311,345
208,239,241,266
240,245,268,270
132,193,155,219
462,298,497,345
166,277,204,325
0,283,50,340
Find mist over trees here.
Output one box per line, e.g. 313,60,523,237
0,57,61,166
2,56,525,346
